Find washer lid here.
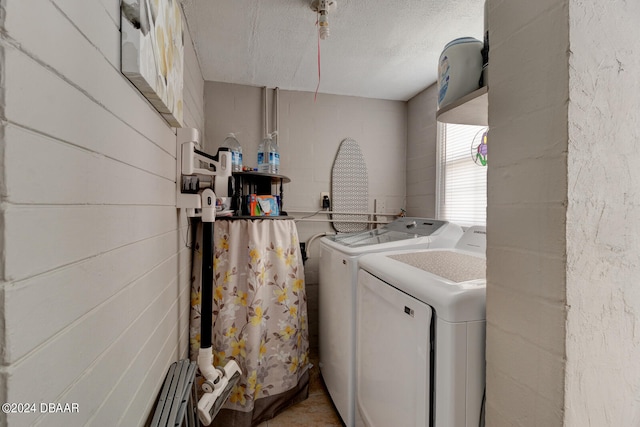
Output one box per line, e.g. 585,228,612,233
326,217,452,248
388,250,485,283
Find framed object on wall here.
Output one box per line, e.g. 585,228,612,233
121,0,184,127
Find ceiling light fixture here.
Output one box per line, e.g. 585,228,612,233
311,0,337,40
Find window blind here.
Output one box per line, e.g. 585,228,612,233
436,122,488,227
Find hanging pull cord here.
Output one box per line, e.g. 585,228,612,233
315,12,321,102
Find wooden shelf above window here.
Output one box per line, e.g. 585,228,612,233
436,86,488,126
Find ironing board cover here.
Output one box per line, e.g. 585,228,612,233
331,138,369,233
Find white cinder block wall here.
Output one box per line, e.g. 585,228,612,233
565,1,640,425
406,83,438,218
486,0,570,425
203,82,407,350
0,2,204,426
487,0,640,425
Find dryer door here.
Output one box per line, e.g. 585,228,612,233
356,270,432,427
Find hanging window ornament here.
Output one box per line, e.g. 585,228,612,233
471,129,488,167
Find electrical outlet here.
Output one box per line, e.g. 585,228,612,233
320,192,330,209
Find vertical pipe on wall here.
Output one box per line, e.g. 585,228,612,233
274,87,280,145
263,86,269,137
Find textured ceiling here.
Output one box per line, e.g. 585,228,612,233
180,0,485,101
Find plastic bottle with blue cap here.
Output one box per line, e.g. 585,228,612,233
257,134,271,173
268,131,280,174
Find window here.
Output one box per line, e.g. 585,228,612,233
436,122,488,227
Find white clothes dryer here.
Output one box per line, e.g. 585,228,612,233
318,218,464,427
356,226,487,427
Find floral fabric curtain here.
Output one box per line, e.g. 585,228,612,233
190,219,310,426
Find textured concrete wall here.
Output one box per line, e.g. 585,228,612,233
565,1,640,425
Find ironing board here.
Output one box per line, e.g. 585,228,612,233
331,138,369,233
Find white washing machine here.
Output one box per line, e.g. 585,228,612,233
356,226,487,427
318,218,464,427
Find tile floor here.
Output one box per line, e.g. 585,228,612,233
257,352,344,427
